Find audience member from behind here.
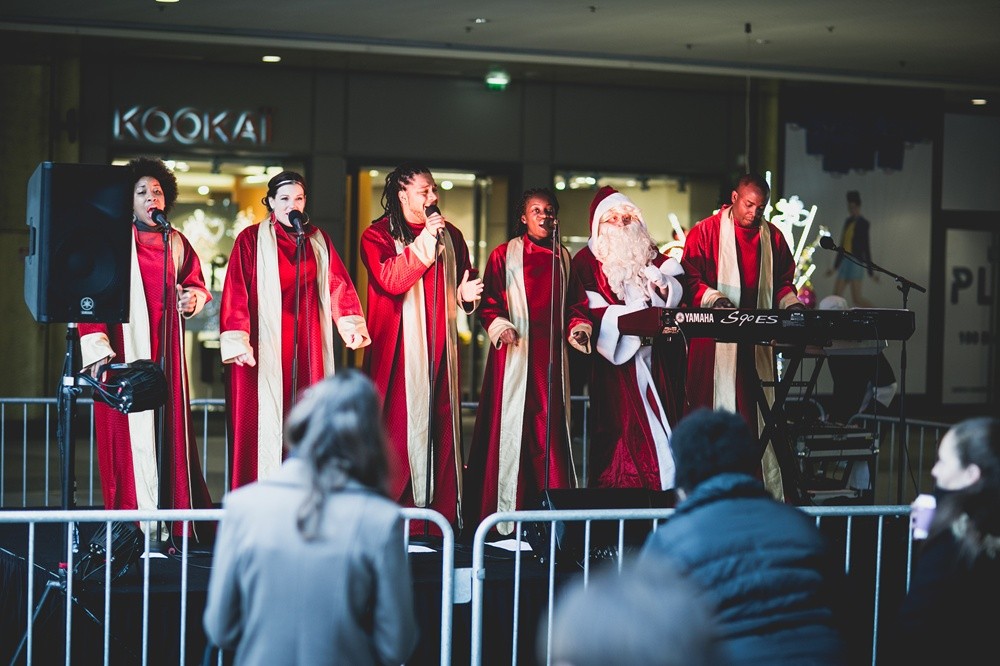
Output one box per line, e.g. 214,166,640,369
894,416,1000,664
204,370,418,665
640,408,848,665
542,558,728,666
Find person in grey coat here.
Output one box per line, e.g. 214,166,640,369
204,369,418,665
640,408,848,665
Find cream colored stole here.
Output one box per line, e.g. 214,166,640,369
713,209,784,500
255,221,335,483
124,231,185,521
493,239,576,534
401,231,465,525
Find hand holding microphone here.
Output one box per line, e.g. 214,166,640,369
424,204,446,241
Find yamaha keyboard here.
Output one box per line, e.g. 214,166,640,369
617,307,915,346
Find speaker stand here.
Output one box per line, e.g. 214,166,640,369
58,324,81,550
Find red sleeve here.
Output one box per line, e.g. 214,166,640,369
680,217,717,307
359,223,431,296
770,224,799,304
478,244,508,331
176,233,211,303
220,227,255,335
321,230,364,320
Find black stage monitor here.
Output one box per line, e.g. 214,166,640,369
24,162,132,323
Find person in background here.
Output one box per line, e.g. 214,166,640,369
360,163,483,533
827,190,877,308
541,558,728,666
641,408,848,665
566,186,686,493
464,188,579,534
893,416,1000,664
203,370,418,665
79,156,213,538
681,174,804,500
220,170,369,489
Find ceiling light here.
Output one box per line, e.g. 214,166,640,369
485,67,510,91
369,169,380,177
197,185,210,196
441,180,454,190
262,55,281,63
471,18,490,24
971,98,987,106
156,0,180,3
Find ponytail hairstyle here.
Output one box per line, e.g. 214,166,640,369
377,163,432,245
284,369,389,541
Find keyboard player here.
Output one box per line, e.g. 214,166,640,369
680,174,804,502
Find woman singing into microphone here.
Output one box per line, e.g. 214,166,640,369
221,170,370,489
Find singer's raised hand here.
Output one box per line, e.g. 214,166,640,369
458,269,484,303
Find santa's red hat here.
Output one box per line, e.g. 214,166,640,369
588,186,645,250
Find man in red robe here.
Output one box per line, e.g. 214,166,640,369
220,171,369,489
567,186,686,491
360,164,483,532
80,157,213,539
681,173,804,500
464,188,581,534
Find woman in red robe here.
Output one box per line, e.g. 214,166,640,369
79,157,213,539
220,171,369,489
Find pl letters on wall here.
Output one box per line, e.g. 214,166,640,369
942,228,995,404
113,106,271,146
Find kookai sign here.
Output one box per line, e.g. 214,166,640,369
113,105,271,146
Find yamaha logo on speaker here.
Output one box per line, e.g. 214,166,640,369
80,297,95,313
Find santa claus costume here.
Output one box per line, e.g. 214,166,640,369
567,186,686,492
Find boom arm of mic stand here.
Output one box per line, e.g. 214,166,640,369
837,246,927,294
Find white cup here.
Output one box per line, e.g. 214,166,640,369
910,493,937,540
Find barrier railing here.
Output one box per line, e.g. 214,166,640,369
3,395,948,510
0,507,453,666
470,505,914,666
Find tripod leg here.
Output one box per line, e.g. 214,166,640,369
10,581,55,665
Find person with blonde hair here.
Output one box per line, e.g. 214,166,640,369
204,369,418,665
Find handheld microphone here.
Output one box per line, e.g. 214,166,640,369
288,210,308,235
149,208,170,231
819,235,837,251
424,205,443,242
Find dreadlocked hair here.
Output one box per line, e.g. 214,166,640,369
377,163,432,245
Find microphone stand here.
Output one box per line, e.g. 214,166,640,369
543,220,560,496
290,223,305,408
154,221,172,550
424,229,443,538
826,242,926,504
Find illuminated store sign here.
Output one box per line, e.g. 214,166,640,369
113,105,271,146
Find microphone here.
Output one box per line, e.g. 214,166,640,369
149,208,170,231
819,235,838,251
288,210,308,235
424,205,443,242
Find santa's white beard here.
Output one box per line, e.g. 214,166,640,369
594,223,657,302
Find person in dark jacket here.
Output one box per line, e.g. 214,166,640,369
827,190,878,307
893,416,1000,665
640,408,848,665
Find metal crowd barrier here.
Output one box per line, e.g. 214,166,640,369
0,507,454,666
471,505,915,666
4,395,948,510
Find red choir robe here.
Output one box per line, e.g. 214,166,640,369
464,236,580,534
681,205,801,498
78,226,213,536
567,247,686,491
220,217,368,489
360,216,476,530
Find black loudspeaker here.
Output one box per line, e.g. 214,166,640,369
73,521,144,586
523,488,676,568
24,162,133,323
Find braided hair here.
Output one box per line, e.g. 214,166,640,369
127,157,178,213
377,163,432,245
